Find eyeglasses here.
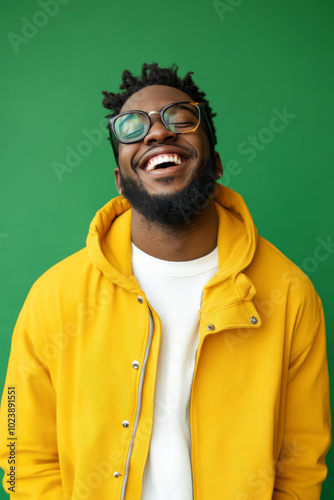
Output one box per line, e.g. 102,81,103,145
108,101,214,152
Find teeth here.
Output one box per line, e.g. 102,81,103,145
145,153,184,171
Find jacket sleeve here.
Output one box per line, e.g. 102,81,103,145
273,294,331,499
0,287,64,499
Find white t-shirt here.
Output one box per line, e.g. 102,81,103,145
132,243,219,500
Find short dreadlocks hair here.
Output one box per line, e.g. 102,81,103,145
102,63,217,153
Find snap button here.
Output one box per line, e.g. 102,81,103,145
132,360,139,369
114,472,120,478
122,420,129,428
250,316,258,325
137,296,144,304
207,324,215,331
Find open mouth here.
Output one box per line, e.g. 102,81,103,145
143,153,186,172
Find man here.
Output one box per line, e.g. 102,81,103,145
0,63,331,499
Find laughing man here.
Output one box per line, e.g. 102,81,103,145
0,63,331,500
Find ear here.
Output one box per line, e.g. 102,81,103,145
114,168,122,195
214,152,223,180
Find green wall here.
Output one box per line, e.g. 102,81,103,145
1,0,333,497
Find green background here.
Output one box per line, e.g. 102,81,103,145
0,0,333,497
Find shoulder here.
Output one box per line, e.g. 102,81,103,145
23,246,100,316
249,235,323,352
33,247,92,290
252,235,320,302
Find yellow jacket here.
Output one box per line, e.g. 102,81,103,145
0,185,331,499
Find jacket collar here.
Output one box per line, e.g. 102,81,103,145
86,185,258,294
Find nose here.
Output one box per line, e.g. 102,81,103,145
143,112,177,144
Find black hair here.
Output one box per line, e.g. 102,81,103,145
102,62,217,150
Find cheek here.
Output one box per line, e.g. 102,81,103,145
118,145,136,171
118,144,127,161
198,128,212,152
187,134,211,160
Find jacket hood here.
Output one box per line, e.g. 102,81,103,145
86,184,258,294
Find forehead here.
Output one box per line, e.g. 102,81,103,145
120,85,193,113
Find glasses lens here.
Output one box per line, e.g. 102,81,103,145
114,113,149,143
163,103,200,133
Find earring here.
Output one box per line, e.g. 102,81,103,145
119,188,123,196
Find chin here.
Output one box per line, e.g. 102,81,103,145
119,157,217,226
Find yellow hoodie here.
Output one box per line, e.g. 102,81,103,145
0,185,331,499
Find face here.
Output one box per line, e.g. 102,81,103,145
114,85,223,225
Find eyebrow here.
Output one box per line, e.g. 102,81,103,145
123,102,199,117
169,103,199,118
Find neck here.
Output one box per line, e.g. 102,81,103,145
131,198,219,261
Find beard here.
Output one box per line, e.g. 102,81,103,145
118,156,218,228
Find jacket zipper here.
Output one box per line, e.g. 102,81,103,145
120,306,154,500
